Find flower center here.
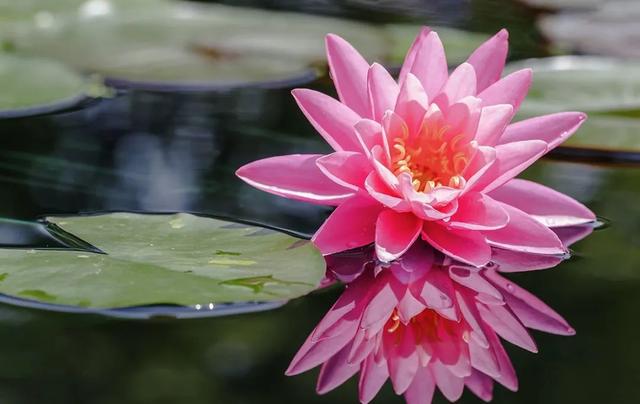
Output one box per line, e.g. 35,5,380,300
390,124,472,192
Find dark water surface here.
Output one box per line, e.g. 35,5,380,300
0,0,638,403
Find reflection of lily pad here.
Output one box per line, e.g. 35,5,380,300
385,24,490,66
0,213,324,308
508,56,640,114
518,0,602,10
4,0,386,90
0,53,88,118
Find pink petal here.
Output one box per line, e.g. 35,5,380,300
316,151,371,191
404,366,436,404
465,370,494,402
361,279,399,330
437,62,477,105
470,140,548,193
397,289,427,323
479,68,532,111
385,326,420,394
375,210,422,262
359,355,389,404
348,329,376,364
448,192,509,231
395,73,429,135
467,29,509,92
474,104,514,146
398,175,459,221
486,269,575,335
431,361,465,401
477,303,538,353
500,112,587,150
325,34,371,118
468,338,500,379
491,248,564,272
422,222,491,267
449,266,503,301
292,88,362,152
486,329,518,391
462,145,497,191
485,202,565,255
489,179,595,227
316,342,360,394
416,267,456,310
403,31,448,100
368,63,400,122
399,26,432,84
365,172,411,211
355,119,388,160
236,154,354,205
446,96,482,140
312,194,383,255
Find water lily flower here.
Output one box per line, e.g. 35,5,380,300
287,241,580,404
237,27,595,266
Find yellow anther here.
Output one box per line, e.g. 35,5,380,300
387,313,401,333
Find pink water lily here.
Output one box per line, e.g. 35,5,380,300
236,27,595,266
288,241,581,404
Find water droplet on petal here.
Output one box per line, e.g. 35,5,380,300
506,283,514,292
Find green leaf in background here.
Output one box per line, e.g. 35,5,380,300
0,213,325,308
519,0,601,10
509,56,640,114
0,53,88,117
507,56,640,153
384,24,490,66
1,0,386,90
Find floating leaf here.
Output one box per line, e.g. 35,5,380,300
508,56,640,153
509,56,640,115
0,213,325,309
0,53,88,117
3,0,386,90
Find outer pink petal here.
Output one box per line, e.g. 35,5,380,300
478,303,538,353
486,329,518,391
385,326,420,394
292,88,362,152
403,31,448,100
489,179,595,227
465,370,494,402
359,356,389,404
325,34,371,118
399,26,432,84
485,202,565,255
486,269,576,335
316,343,360,394
470,140,548,193
449,192,509,231
449,266,502,301
312,194,383,255
375,210,422,262
467,29,509,92
422,222,491,267
316,151,371,191
236,154,354,205
500,112,588,150
368,63,400,122
479,68,532,111
491,248,564,272
404,366,436,404
474,104,514,146
431,361,465,401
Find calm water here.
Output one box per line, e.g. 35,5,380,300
0,0,638,403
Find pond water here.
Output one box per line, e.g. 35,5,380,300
0,0,638,403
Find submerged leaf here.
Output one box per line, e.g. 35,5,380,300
0,213,324,308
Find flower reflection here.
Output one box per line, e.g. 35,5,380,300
237,27,595,266
287,225,592,404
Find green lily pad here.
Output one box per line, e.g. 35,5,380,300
562,115,640,153
509,56,640,115
0,53,88,117
0,213,324,309
385,24,490,66
2,0,386,90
